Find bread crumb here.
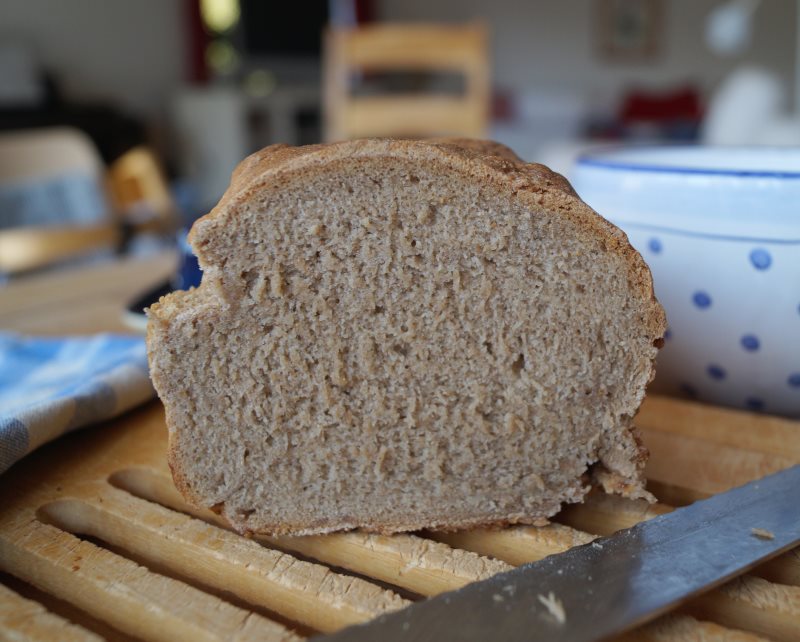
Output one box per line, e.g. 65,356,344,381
751,528,775,540
591,541,603,550
492,593,504,603
537,591,566,624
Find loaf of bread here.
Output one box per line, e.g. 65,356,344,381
147,138,666,536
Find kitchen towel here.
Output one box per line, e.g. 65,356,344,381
0,332,154,474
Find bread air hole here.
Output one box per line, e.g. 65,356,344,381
392,344,409,357
512,353,525,375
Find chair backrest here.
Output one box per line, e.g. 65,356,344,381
0,127,118,276
107,145,177,232
323,23,490,141
0,127,104,186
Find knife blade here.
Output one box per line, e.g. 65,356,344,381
318,465,800,642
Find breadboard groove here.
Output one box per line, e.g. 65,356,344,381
755,549,800,587
0,582,103,642
38,486,408,633
0,519,299,642
556,491,673,535
0,396,798,641
429,522,596,566
645,479,711,507
0,570,142,642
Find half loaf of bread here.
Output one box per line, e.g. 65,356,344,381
147,138,666,536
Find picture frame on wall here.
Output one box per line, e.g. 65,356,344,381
596,0,663,61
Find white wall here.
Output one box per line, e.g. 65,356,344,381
378,0,797,110
0,0,186,119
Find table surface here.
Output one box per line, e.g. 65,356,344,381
0,251,177,335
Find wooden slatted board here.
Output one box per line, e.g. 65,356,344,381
1,394,798,642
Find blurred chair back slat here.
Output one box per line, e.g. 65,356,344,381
338,95,486,141
324,23,490,141
107,146,177,232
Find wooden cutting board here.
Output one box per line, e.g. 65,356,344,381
0,394,798,642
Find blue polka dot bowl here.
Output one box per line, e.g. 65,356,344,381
572,147,800,418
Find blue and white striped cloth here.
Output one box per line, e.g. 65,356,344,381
0,333,155,474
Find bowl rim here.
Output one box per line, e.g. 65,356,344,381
576,145,800,179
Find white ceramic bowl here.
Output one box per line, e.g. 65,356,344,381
572,147,800,417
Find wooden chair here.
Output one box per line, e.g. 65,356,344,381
0,127,120,275
107,145,178,234
323,23,490,141
0,129,177,276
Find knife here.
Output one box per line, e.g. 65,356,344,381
318,465,800,642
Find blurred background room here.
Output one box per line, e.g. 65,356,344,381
1,0,798,266
1,0,798,414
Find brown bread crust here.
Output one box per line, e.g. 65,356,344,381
189,138,660,332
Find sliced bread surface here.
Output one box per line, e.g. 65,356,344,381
147,138,666,536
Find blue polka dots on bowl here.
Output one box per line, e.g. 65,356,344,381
740,334,760,352
749,248,772,270
692,291,712,309
619,227,799,416
745,397,765,411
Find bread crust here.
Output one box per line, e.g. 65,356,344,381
149,137,666,535
187,137,663,337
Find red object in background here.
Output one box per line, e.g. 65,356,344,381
185,0,209,83
620,86,703,124
354,0,374,23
